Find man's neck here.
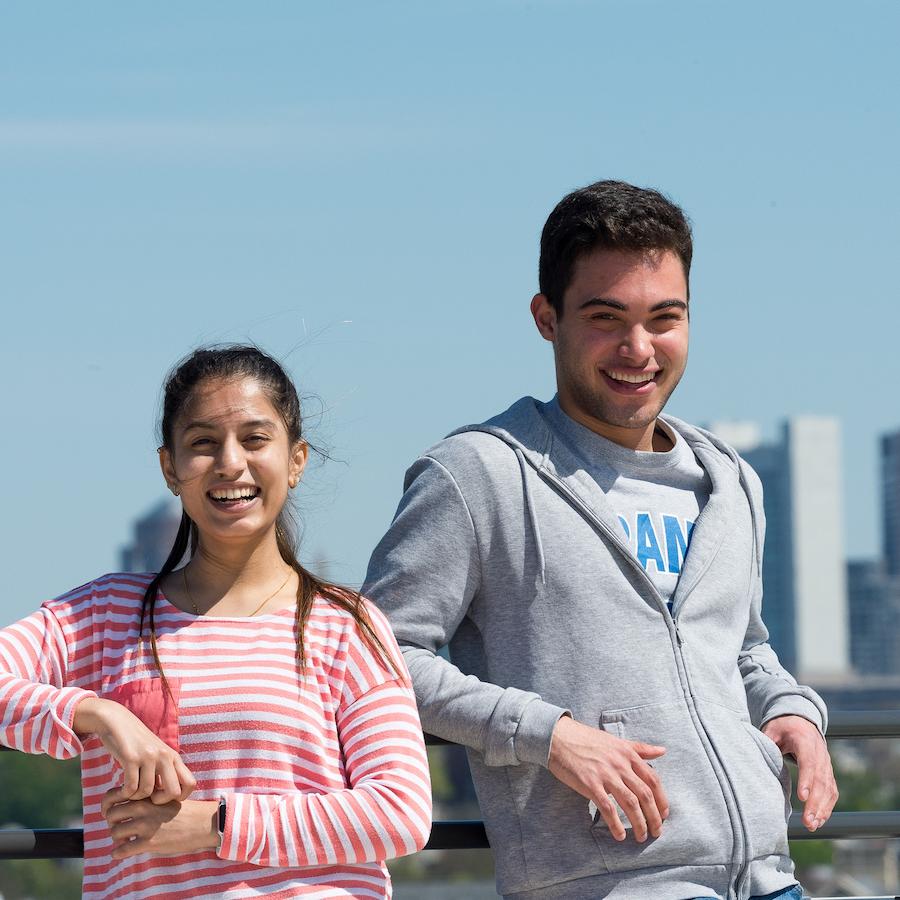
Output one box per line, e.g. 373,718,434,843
556,397,667,452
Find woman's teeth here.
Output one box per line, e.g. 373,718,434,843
209,487,259,501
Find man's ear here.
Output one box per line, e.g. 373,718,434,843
158,447,180,496
289,440,309,489
531,293,558,342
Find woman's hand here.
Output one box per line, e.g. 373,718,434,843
74,697,196,804
101,790,219,859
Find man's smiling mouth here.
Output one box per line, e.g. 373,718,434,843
603,369,658,384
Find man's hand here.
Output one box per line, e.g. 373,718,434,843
548,716,668,843
101,789,219,859
762,714,838,832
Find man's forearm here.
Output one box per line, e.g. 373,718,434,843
402,646,568,767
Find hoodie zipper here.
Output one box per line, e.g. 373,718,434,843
536,467,750,899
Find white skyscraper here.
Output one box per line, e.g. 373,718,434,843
785,418,848,679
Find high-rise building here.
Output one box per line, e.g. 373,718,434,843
120,498,183,573
843,427,900,677
883,430,900,578
709,417,849,679
847,559,900,676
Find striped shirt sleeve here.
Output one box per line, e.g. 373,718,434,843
218,604,432,868
0,607,98,758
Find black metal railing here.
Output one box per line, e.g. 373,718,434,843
3,710,900,898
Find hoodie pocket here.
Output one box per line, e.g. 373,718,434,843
103,677,181,752
742,721,785,779
589,701,733,874
695,700,792,862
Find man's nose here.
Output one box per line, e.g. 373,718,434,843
619,325,653,360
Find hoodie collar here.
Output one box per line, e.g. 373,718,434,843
451,396,758,602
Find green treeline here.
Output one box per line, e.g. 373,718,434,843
0,754,83,899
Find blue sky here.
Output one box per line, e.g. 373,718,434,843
2,1,898,624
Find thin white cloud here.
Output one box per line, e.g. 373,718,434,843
0,117,271,151
0,111,442,158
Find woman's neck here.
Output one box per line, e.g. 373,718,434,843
176,530,296,615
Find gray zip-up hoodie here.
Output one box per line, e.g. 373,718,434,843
363,398,827,900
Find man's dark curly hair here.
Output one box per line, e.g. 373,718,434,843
539,180,693,315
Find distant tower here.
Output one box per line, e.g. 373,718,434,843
883,430,900,578
845,427,900,677
121,499,183,573
782,418,848,680
709,417,849,679
847,559,900,675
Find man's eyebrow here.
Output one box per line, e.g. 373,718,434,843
577,298,687,312
578,298,627,311
650,300,688,312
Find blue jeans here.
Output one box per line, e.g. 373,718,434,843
693,885,803,900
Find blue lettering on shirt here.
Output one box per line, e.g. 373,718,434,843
636,513,666,573
619,513,696,574
663,515,695,575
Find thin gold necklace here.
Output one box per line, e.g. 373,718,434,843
182,567,293,617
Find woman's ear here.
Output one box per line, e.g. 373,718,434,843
158,447,180,496
288,440,309,489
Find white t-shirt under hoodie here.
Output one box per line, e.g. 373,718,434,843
546,397,712,608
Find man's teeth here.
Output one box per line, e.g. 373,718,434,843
210,488,258,500
606,370,656,384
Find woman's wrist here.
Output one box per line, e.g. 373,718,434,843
72,695,107,737
200,799,221,851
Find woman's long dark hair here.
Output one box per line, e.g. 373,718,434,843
139,345,399,693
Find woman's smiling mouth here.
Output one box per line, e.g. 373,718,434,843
208,486,261,506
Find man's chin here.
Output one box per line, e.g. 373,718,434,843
578,400,665,433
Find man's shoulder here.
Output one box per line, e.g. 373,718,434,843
420,396,550,473
663,413,765,502
663,414,751,467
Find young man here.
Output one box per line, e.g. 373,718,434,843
363,181,838,900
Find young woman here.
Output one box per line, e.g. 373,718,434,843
0,346,432,899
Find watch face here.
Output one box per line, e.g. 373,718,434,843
218,799,227,833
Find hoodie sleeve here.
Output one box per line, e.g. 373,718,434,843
363,453,568,768
737,461,828,734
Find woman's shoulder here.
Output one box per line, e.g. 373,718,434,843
308,591,404,686
308,591,391,636
42,572,156,619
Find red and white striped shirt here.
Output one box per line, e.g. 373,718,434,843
0,573,432,899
